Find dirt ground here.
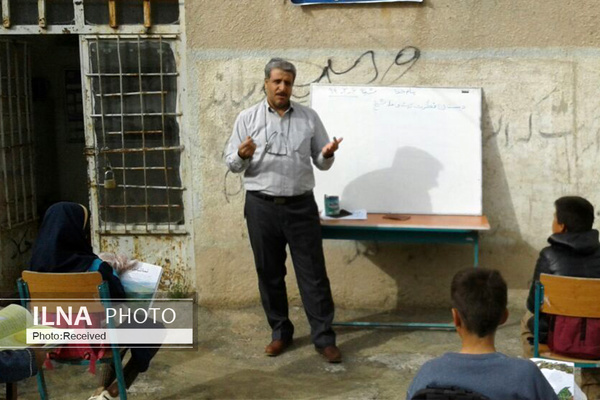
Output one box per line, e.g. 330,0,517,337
8,300,530,400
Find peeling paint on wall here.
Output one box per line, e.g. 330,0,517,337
100,235,193,297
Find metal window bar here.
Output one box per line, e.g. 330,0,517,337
99,146,183,154
6,41,19,225
116,35,128,227
87,73,179,77
111,166,174,171
143,0,151,29
0,42,11,228
93,35,109,233
106,184,184,190
0,40,36,230
87,36,184,233
136,35,149,231
13,39,27,222
96,91,167,97
108,0,116,28
90,112,181,117
105,205,182,209
159,36,172,231
38,0,46,28
24,43,35,222
107,130,163,135
2,0,10,28
73,0,84,28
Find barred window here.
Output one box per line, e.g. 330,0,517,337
64,69,85,143
7,0,75,26
85,0,180,26
0,40,36,230
86,36,184,232
1,0,180,32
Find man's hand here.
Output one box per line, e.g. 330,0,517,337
32,347,47,370
238,136,257,160
321,137,343,159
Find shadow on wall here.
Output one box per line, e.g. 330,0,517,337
334,93,538,310
342,146,442,214
479,91,539,291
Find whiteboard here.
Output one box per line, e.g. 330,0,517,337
310,84,482,215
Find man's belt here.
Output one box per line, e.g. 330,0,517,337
247,190,313,205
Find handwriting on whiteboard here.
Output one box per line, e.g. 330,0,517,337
373,99,467,112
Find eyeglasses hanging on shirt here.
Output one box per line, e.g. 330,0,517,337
264,106,291,156
252,106,293,167
265,130,288,155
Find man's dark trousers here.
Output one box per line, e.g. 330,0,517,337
245,191,336,348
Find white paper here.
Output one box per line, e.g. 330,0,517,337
530,358,584,399
120,261,163,299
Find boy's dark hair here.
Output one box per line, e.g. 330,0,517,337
555,196,595,233
451,268,507,338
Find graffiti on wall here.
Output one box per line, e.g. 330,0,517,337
9,229,32,260
293,46,421,100
483,84,579,150
221,49,597,207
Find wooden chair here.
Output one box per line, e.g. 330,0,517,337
17,271,127,400
533,273,600,368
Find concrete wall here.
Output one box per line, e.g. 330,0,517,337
187,0,600,309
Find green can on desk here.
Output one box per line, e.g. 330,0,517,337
324,195,340,216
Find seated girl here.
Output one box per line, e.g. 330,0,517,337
29,202,159,400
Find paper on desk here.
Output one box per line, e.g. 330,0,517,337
320,209,367,220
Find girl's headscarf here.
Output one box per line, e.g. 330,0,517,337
29,202,97,273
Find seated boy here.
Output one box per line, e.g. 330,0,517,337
406,268,557,400
521,196,600,398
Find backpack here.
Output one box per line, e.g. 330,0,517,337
44,259,111,373
44,310,107,373
548,315,600,359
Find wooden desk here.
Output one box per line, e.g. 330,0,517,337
321,213,490,330
322,214,490,267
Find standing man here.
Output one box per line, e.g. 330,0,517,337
225,58,343,363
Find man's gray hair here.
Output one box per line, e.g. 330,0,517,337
264,58,296,80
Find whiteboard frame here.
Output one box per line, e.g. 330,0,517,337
309,83,483,216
